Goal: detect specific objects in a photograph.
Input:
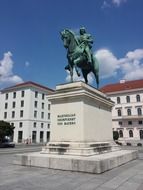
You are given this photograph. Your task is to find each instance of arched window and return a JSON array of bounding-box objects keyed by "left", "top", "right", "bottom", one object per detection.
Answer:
[
  {"left": 129, "top": 130, "right": 133, "bottom": 138},
  {"left": 137, "top": 108, "right": 142, "bottom": 116},
  {"left": 136, "top": 95, "right": 140, "bottom": 102},
  {"left": 140, "top": 130, "right": 143, "bottom": 139},
  {"left": 126, "top": 96, "right": 130, "bottom": 103},
  {"left": 117, "top": 109, "right": 122, "bottom": 116},
  {"left": 117, "top": 97, "right": 120, "bottom": 104},
  {"left": 127, "top": 108, "right": 132, "bottom": 116},
  {"left": 119, "top": 130, "right": 123, "bottom": 138}
]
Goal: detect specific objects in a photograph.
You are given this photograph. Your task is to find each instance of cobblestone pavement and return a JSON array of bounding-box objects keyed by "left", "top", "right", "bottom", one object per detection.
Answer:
[{"left": 0, "top": 153, "right": 143, "bottom": 190}]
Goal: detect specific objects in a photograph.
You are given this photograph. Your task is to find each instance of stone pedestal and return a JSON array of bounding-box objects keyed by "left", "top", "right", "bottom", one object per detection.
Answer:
[
  {"left": 49, "top": 82, "right": 113, "bottom": 142},
  {"left": 42, "top": 81, "right": 118, "bottom": 156},
  {"left": 14, "top": 82, "right": 138, "bottom": 173}
]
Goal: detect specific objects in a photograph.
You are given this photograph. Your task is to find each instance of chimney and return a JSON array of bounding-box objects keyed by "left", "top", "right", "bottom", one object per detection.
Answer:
[{"left": 120, "top": 79, "right": 126, "bottom": 84}]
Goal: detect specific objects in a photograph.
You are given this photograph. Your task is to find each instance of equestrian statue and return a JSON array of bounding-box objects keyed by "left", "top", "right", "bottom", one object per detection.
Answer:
[{"left": 60, "top": 27, "right": 99, "bottom": 88}]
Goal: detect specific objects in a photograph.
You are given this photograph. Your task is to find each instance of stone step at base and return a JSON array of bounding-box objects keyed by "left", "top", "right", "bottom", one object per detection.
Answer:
[
  {"left": 14, "top": 149, "right": 138, "bottom": 174},
  {"left": 41, "top": 141, "right": 120, "bottom": 156}
]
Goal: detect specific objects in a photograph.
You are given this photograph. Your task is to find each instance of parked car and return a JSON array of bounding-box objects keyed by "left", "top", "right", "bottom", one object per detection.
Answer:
[{"left": 0, "top": 138, "right": 15, "bottom": 148}]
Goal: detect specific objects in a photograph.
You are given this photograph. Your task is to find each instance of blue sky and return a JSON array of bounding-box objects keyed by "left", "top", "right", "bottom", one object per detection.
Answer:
[{"left": 0, "top": 0, "right": 143, "bottom": 89}]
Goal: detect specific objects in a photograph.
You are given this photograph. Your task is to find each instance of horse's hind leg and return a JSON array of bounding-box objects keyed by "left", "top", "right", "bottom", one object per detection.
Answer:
[
  {"left": 69, "top": 65, "right": 73, "bottom": 82},
  {"left": 96, "top": 74, "right": 99, "bottom": 89},
  {"left": 93, "top": 71, "right": 99, "bottom": 89},
  {"left": 82, "top": 69, "right": 88, "bottom": 84},
  {"left": 75, "top": 67, "right": 80, "bottom": 77},
  {"left": 92, "top": 57, "right": 99, "bottom": 88}
]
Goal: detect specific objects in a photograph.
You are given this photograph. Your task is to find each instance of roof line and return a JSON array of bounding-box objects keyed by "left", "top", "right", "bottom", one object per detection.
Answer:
[
  {"left": 100, "top": 79, "right": 143, "bottom": 93},
  {"left": 1, "top": 81, "right": 55, "bottom": 92}
]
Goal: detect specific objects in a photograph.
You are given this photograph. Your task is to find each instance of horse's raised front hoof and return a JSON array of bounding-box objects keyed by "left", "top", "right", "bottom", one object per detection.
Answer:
[{"left": 77, "top": 73, "right": 80, "bottom": 77}]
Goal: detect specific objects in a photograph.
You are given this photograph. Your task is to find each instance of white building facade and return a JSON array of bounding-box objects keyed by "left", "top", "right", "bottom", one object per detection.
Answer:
[
  {"left": 0, "top": 81, "right": 54, "bottom": 143},
  {"left": 100, "top": 79, "right": 143, "bottom": 141}
]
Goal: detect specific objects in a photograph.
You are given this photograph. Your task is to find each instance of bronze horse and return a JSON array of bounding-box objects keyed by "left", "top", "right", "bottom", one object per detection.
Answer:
[{"left": 60, "top": 29, "right": 99, "bottom": 88}]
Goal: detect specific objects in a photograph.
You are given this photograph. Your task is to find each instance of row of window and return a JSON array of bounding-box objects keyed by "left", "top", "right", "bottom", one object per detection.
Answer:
[
  {"left": 17, "top": 130, "right": 50, "bottom": 143},
  {"left": 117, "top": 107, "right": 142, "bottom": 116},
  {"left": 11, "top": 122, "right": 50, "bottom": 129},
  {"left": 119, "top": 120, "right": 143, "bottom": 126},
  {"left": 5, "top": 91, "right": 45, "bottom": 100},
  {"left": 5, "top": 91, "right": 25, "bottom": 100},
  {"left": 5, "top": 100, "right": 24, "bottom": 109},
  {"left": 4, "top": 110, "right": 24, "bottom": 118},
  {"left": 4, "top": 111, "right": 50, "bottom": 119},
  {"left": 118, "top": 129, "right": 143, "bottom": 139},
  {"left": 35, "top": 91, "right": 45, "bottom": 99},
  {"left": 116, "top": 94, "right": 141, "bottom": 104},
  {"left": 33, "top": 122, "right": 50, "bottom": 129},
  {"left": 34, "top": 111, "right": 50, "bottom": 119},
  {"left": 34, "top": 101, "right": 50, "bottom": 110},
  {"left": 4, "top": 101, "right": 50, "bottom": 110}
]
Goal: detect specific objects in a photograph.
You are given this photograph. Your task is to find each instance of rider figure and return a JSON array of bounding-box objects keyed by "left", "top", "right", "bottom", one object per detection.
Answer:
[{"left": 78, "top": 27, "right": 93, "bottom": 65}]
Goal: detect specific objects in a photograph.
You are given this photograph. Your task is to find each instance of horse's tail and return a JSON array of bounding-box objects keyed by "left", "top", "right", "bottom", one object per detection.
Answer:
[
  {"left": 92, "top": 55, "right": 99, "bottom": 88},
  {"left": 92, "top": 55, "right": 99, "bottom": 73}
]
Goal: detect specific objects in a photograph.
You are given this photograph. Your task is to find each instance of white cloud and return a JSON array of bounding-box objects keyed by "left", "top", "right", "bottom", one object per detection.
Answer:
[
  {"left": 119, "top": 49, "right": 143, "bottom": 80},
  {"left": 95, "top": 49, "right": 119, "bottom": 79},
  {"left": 65, "top": 68, "right": 94, "bottom": 84},
  {"left": 0, "top": 52, "right": 23, "bottom": 88},
  {"left": 123, "top": 68, "right": 143, "bottom": 81},
  {"left": 95, "top": 48, "right": 143, "bottom": 81},
  {"left": 102, "top": 0, "right": 127, "bottom": 8},
  {"left": 112, "top": 0, "right": 126, "bottom": 6},
  {"left": 126, "top": 49, "right": 143, "bottom": 61}
]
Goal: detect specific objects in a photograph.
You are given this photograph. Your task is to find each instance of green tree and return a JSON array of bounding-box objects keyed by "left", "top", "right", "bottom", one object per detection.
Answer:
[{"left": 0, "top": 120, "right": 15, "bottom": 142}]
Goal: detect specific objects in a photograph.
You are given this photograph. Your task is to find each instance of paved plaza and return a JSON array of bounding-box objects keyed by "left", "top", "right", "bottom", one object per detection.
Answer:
[{"left": 0, "top": 149, "right": 143, "bottom": 190}]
